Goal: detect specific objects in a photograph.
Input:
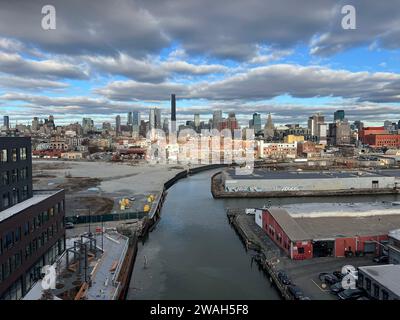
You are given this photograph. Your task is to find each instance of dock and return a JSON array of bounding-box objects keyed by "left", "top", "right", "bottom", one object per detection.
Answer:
[{"left": 227, "top": 208, "right": 293, "bottom": 300}]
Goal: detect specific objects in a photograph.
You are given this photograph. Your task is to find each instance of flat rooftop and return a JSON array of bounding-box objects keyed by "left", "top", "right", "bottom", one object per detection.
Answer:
[
  {"left": 225, "top": 168, "right": 390, "bottom": 180},
  {"left": 268, "top": 208, "right": 310, "bottom": 241},
  {"left": 0, "top": 190, "right": 63, "bottom": 223},
  {"left": 264, "top": 207, "right": 400, "bottom": 240},
  {"left": 282, "top": 201, "right": 400, "bottom": 218},
  {"left": 295, "top": 214, "right": 400, "bottom": 239},
  {"left": 358, "top": 264, "right": 400, "bottom": 296}
]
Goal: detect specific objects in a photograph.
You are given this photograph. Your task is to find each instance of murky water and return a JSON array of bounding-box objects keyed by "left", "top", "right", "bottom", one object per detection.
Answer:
[{"left": 128, "top": 169, "right": 400, "bottom": 300}]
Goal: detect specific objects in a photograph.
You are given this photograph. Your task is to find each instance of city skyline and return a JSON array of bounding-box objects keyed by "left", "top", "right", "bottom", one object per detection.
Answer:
[{"left": 0, "top": 1, "right": 400, "bottom": 126}]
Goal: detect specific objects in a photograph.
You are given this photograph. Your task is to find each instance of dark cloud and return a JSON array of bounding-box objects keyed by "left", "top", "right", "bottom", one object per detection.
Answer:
[
  {"left": 2, "top": 0, "right": 399, "bottom": 60},
  {"left": 96, "top": 64, "right": 400, "bottom": 103},
  {"left": 0, "top": 52, "right": 88, "bottom": 79}
]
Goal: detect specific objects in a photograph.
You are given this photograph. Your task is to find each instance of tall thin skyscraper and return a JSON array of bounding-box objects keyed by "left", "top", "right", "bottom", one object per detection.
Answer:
[
  {"left": 171, "top": 94, "right": 176, "bottom": 133},
  {"left": 212, "top": 110, "right": 222, "bottom": 129},
  {"left": 3, "top": 116, "right": 9, "bottom": 130},
  {"left": 115, "top": 115, "right": 121, "bottom": 136},
  {"left": 127, "top": 112, "right": 133, "bottom": 125},
  {"left": 252, "top": 113, "right": 262, "bottom": 133},
  {"left": 194, "top": 113, "right": 200, "bottom": 128}
]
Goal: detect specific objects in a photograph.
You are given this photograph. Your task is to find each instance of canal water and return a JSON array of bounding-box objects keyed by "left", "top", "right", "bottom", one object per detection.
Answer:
[{"left": 128, "top": 169, "right": 400, "bottom": 300}]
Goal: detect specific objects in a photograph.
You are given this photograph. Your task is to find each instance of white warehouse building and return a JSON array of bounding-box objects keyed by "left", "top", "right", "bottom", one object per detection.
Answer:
[{"left": 222, "top": 169, "right": 400, "bottom": 193}]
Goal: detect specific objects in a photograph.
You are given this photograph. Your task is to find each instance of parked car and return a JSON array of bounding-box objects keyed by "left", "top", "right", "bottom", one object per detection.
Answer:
[
  {"left": 287, "top": 285, "right": 304, "bottom": 300},
  {"left": 330, "top": 282, "right": 344, "bottom": 294},
  {"left": 338, "top": 288, "right": 366, "bottom": 300},
  {"left": 373, "top": 255, "right": 389, "bottom": 264},
  {"left": 333, "top": 271, "right": 344, "bottom": 280},
  {"left": 319, "top": 272, "right": 340, "bottom": 285},
  {"left": 277, "top": 271, "right": 291, "bottom": 285},
  {"left": 65, "top": 222, "right": 75, "bottom": 229}
]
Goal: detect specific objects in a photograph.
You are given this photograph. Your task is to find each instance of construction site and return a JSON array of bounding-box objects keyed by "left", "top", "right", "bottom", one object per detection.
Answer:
[{"left": 24, "top": 230, "right": 137, "bottom": 300}]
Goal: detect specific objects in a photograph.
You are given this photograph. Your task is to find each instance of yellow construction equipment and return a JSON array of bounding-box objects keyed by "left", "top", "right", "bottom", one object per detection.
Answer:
[{"left": 143, "top": 204, "right": 150, "bottom": 212}]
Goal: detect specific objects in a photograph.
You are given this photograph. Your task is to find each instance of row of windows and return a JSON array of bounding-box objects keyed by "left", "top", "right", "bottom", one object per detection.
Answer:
[
  {"left": 0, "top": 147, "right": 27, "bottom": 163},
  {"left": 1, "top": 239, "right": 65, "bottom": 300},
  {"left": 1, "top": 185, "right": 30, "bottom": 209},
  {"left": 1, "top": 167, "right": 29, "bottom": 186},
  {"left": 358, "top": 274, "right": 390, "bottom": 300},
  {"left": 0, "top": 222, "right": 62, "bottom": 285},
  {"left": 0, "top": 200, "right": 64, "bottom": 255}
]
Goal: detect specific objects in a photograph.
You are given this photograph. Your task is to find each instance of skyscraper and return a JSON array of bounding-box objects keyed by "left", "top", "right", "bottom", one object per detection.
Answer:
[
  {"left": 194, "top": 113, "right": 200, "bottom": 129},
  {"left": 149, "top": 107, "right": 162, "bottom": 130},
  {"left": 31, "top": 117, "right": 39, "bottom": 131},
  {"left": 132, "top": 111, "right": 140, "bottom": 126},
  {"left": 127, "top": 112, "right": 133, "bottom": 126},
  {"left": 171, "top": 94, "right": 176, "bottom": 133},
  {"left": 308, "top": 113, "right": 325, "bottom": 136},
  {"left": 264, "top": 113, "right": 274, "bottom": 138},
  {"left": 334, "top": 110, "right": 345, "bottom": 122},
  {"left": 252, "top": 113, "right": 262, "bottom": 133},
  {"left": 115, "top": 115, "right": 121, "bottom": 135},
  {"left": 155, "top": 108, "right": 162, "bottom": 129},
  {"left": 3, "top": 116, "right": 9, "bottom": 130},
  {"left": 213, "top": 110, "right": 222, "bottom": 129}
]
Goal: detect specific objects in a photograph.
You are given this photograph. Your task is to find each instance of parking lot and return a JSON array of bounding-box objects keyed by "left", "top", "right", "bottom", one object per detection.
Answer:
[{"left": 277, "top": 255, "right": 380, "bottom": 300}]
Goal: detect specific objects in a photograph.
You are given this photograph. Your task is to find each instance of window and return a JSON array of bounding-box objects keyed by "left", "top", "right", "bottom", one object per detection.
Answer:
[
  {"left": 373, "top": 284, "right": 380, "bottom": 299},
  {"left": 5, "top": 232, "right": 14, "bottom": 249},
  {"left": 2, "top": 171, "right": 9, "bottom": 185},
  {"left": 366, "top": 278, "right": 371, "bottom": 292},
  {"left": 24, "top": 222, "right": 30, "bottom": 236},
  {"left": 298, "top": 247, "right": 305, "bottom": 254},
  {"left": 12, "top": 188, "right": 19, "bottom": 205},
  {"left": 22, "top": 185, "right": 29, "bottom": 200},
  {"left": 382, "top": 290, "right": 389, "bottom": 300},
  {"left": 19, "top": 167, "right": 28, "bottom": 180},
  {"left": 12, "top": 148, "right": 17, "bottom": 162},
  {"left": 0, "top": 149, "right": 7, "bottom": 163},
  {"left": 11, "top": 169, "right": 18, "bottom": 183},
  {"left": 20, "top": 147, "right": 27, "bottom": 160},
  {"left": 15, "top": 227, "right": 21, "bottom": 242},
  {"left": 2, "top": 192, "right": 10, "bottom": 208}
]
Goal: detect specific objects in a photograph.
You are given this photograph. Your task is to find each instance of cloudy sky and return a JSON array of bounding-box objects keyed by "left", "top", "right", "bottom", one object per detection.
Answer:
[{"left": 1, "top": 0, "right": 400, "bottom": 126}]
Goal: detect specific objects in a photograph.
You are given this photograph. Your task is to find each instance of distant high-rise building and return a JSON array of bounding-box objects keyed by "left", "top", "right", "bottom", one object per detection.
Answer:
[
  {"left": 31, "top": 117, "right": 39, "bottom": 131},
  {"left": 127, "top": 112, "right": 133, "bottom": 126},
  {"left": 329, "top": 120, "right": 351, "bottom": 145},
  {"left": 163, "top": 118, "right": 169, "bottom": 133},
  {"left": 308, "top": 113, "right": 325, "bottom": 136},
  {"left": 194, "top": 113, "right": 200, "bottom": 129},
  {"left": 171, "top": 94, "right": 176, "bottom": 133},
  {"left": 3, "top": 116, "right": 9, "bottom": 130},
  {"left": 252, "top": 113, "right": 262, "bottom": 133},
  {"left": 132, "top": 111, "right": 140, "bottom": 126},
  {"left": 264, "top": 113, "right": 274, "bottom": 138},
  {"left": 115, "top": 115, "right": 121, "bottom": 135},
  {"left": 149, "top": 108, "right": 155, "bottom": 130},
  {"left": 149, "top": 107, "right": 162, "bottom": 130},
  {"left": 213, "top": 110, "right": 222, "bottom": 129},
  {"left": 82, "top": 118, "right": 94, "bottom": 133},
  {"left": 334, "top": 110, "right": 345, "bottom": 122},
  {"left": 226, "top": 112, "right": 239, "bottom": 133}
]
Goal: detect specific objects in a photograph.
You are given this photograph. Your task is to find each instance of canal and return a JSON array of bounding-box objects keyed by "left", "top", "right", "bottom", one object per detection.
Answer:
[
  {"left": 128, "top": 169, "right": 280, "bottom": 300},
  {"left": 128, "top": 169, "right": 400, "bottom": 300}
]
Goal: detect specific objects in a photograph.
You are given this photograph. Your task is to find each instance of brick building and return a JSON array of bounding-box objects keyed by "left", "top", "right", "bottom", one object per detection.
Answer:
[{"left": 0, "top": 137, "right": 65, "bottom": 300}]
